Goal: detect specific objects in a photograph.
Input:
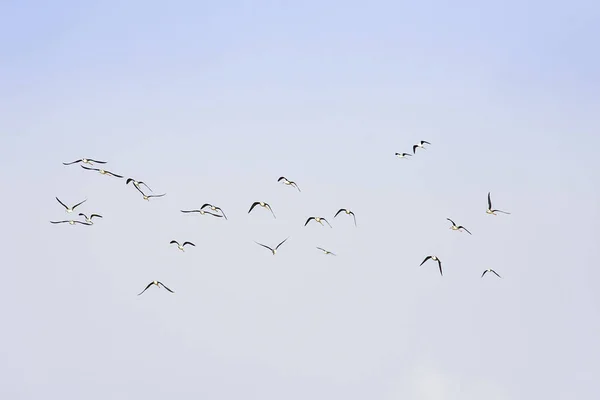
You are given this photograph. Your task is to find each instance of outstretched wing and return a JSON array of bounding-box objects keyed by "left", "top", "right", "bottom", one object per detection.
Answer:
[
  {"left": 334, "top": 209, "right": 344, "bottom": 218},
  {"left": 80, "top": 165, "right": 97, "bottom": 171},
  {"left": 63, "top": 159, "right": 82, "bottom": 165},
  {"left": 106, "top": 170, "right": 123, "bottom": 178},
  {"left": 50, "top": 220, "right": 68, "bottom": 224},
  {"left": 216, "top": 208, "right": 227, "bottom": 220},
  {"left": 138, "top": 181, "right": 153, "bottom": 192},
  {"left": 126, "top": 178, "right": 134, "bottom": 185},
  {"left": 248, "top": 202, "right": 260, "bottom": 213},
  {"left": 90, "top": 214, "right": 103, "bottom": 219},
  {"left": 437, "top": 259, "right": 443, "bottom": 276},
  {"left": 254, "top": 242, "right": 274, "bottom": 252},
  {"left": 492, "top": 270, "right": 502, "bottom": 278},
  {"left": 137, "top": 282, "right": 154, "bottom": 296},
  {"left": 148, "top": 193, "right": 166, "bottom": 198},
  {"left": 158, "top": 282, "right": 174, "bottom": 293},
  {"left": 277, "top": 176, "right": 286, "bottom": 182},
  {"left": 87, "top": 159, "right": 107, "bottom": 164},
  {"left": 55, "top": 197, "right": 69, "bottom": 210},
  {"left": 170, "top": 240, "right": 180, "bottom": 246},
  {"left": 304, "top": 217, "right": 315, "bottom": 226},
  {"left": 291, "top": 181, "right": 301, "bottom": 192},
  {"left": 412, "top": 144, "right": 418, "bottom": 154},
  {"left": 422, "top": 140, "right": 431, "bottom": 145},
  {"left": 182, "top": 241, "right": 195, "bottom": 247},
  {"left": 350, "top": 212, "right": 357, "bottom": 227},
  {"left": 420, "top": 256, "right": 432, "bottom": 266},
  {"left": 275, "top": 237, "right": 289, "bottom": 250},
  {"left": 446, "top": 218, "right": 456, "bottom": 226},
  {"left": 481, "top": 270, "right": 488, "bottom": 278},
  {"left": 492, "top": 209, "right": 511, "bottom": 215},
  {"left": 487, "top": 192, "right": 492, "bottom": 209},
  {"left": 200, "top": 203, "right": 212, "bottom": 210},
  {"left": 458, "top": 226, "right": 472, "bottom": 235},
  {"left": 71, "top": 199, "right": 87, "bottom": 210},
  {"left": 323, "top": 218, "right": 332, "bottom": 228},
  {"left": 181, "top": 209, "right": 201, "bottom": 213},
  {"left": 265, "top": 203, "right": 276, "bottom": 218}
]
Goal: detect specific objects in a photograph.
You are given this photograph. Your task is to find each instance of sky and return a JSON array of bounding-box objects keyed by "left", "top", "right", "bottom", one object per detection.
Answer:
[{"left": 1, "top": 1, "right": 599, "bottom": 399}]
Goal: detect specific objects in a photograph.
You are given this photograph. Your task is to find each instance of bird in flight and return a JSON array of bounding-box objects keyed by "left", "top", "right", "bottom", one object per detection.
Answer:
[
  {"left": 412, "top": 140, "right": 431, "bottom": 154},
  {"left": 316, "top": 247, "right": 336, "bottom": 256},
  {"left": 486, "top": 192, "right": 511, "bottom": 215},
  {"left": 420, "top": 255, "right": 443, "bottom": 276},
  {"left": 50, "top": 220, "right": 91, "bottom": 226},
  {"left": 170, "top": 240, "right": 195, "bottom": 251},
  {"left": 78, "top": 213, "right": 103, "bottom": 224},
  {"left": 248, "top": 201, "right": 276, "bottom": 218},
  {"left": 334, "top": 208, "right": 357, "bottom": 227},
  {"left": 254, "top": 237, "right": 289, "bottom": 255},
  {"left": 63, "top": 158, "right": 106, "bottom": 166},
  {"left": 56, "top": 197, "right": 87, "bottom": 213},
  {"left": 137, "top": 280, "right": 174, "bottom": 296},
  {"left": 200, "top": 204, "right": 227, "bottom": 219},
  {"left": 133, "top": 185, "right": 165, "bottom": 201},
  {"left": 277, "top": 176, "right": 301, "bottom": 192},
  {"left": 180, "top": 209, "right": 222, "bottom": 217},
  {"left": 305, "top": 216, "right": 332, "bottom": 228},
  {"left": 126, "top": 178, "right": 153, "bottom": 193},
  {"left": 446, "top": 218, "right": 472, "bottom": 235},
  {"left": 395, "top": 152, "right": 413, "bottom": 159},
  {"left": 481, "top": 269, "right": 502, "bottom": 278},
  {"left": 80, "top": 165, "right": 123, "bottom": 178}
]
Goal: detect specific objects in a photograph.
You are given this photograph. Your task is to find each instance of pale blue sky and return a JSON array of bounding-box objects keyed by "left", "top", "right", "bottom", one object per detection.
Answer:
[{"left": 1, "top": 1, "right": 599, "bottom": 399}]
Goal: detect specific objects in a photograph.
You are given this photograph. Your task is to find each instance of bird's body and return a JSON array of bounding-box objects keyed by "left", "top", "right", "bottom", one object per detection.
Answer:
[
  {"left": 446, "top": 218, "right": 472, "bottom": 234},
  {"left": 200, "top": 204, "right": 227, "bottom": 219},
  {"left": 412, "top": 140, "right": 431, "bottom": 154},
  {"left": 334, "top": 208, "right": 357, "bottom": 226},
  {"left": 316, "top": 247, "right": 336, "bottom": 256},
  {"left": 50, "top": 220, "right": 91, "bottom": 226},
  {"left": 395, "top": 152, "right": 412, "bottom": 158},
  {"left": 137, "top": 280, "right": 174, "bottom": 296},
  {"left": 486, "top": 192, "right": 511, "bottom": 215},
  {"left": 248, "top": 201, "right": 276, "bottom": 218},
  {"left": 126, "top": 178, "right": 153, "bottom": 192},
  {"left": 170, "top": 240, "right": 195, "bottom": 251},
  {"left": 277, "top": 176, "right": 301, "bottom": 192},
  {"left": 420, "top": 255, "right": 443, "bottom": 276},
  {"left": 78, "top": 213, "right": 102, "bottom": 224},
  {"left": 63, "top": 158, "right": 106, "bottom": 166},
  {"left": 305, "top": 216, "right": 332, "bottom": 227},
  {"left": 80, "top": 165, "right": 123, "bottom": 178},
  {"left": 255, "top": 237, "right": 289, "bottom": 255},
  {"left": 56, "top": 197, "right": 86, "bottom": 213},
  {"left": 482, "top": 269, "right": 502, "bottom": 278}
]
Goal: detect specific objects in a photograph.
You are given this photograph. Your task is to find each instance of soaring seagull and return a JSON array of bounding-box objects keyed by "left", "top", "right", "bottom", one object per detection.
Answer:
[
  {"left": 78, "top": 213, "right": 103, "bottom": 224},
  {"left": 481, "top": 269, "right": 502, "bottom": 278},
  {"left": 63, "top": 158, "right": 106, "bottom": 166},
  {"left": 200, "top": 204, "right": 227, "bottom": 219},
  {"left": 277, "top": 176, "right": 301, "bottom": 192},
  {"left": 56, "top": 197, "right": 87, "bottom": 213},
  {"left": 248, "top": 201, "right": 276, "bottom": 218},
  {"left": 305, "top": 216, "right": 332, "bottom": 228},
  {"left": 133, "top": 185, "right": 165, "bottom": 201},
  {"left": 180, "top": 209, "right": 223, "bottom": 217},
  {"left": 334, "top": 208, "right": 357, "bottom": 226},
  {"left": 254, "top": 237, "right": 289, "bottom": 255},
  {"left": 137, "top": 280, "right": 174, "bottom": 296},
  {"left": 412, "top": 140, "right": 431, "bottom": 154},
  {"left": 50, "top": 220, "right": 91, "bottom": 226},
  {"left": 316, "top": 247, "right": 336, "bottom": 256},
  {"left": 486, "top": 192, "right": 511, "bottom": 215},
  {"left": 80, "top": 165, "right": 123, "bottom": 178},
  {"left": 170, "top": 240, "right": 195, "bottom": 251},
  {"left": 420, "top": 255, "right": 443, "bottom": 276},
  {"left": 126, "top": 178, "right": 153, "bottom": 193},
  {"left": 395, "top": 152, "right": 413, "bottom": 159},
  {"left": 446, "top": 218, "right": 472, "bottom": 234}
]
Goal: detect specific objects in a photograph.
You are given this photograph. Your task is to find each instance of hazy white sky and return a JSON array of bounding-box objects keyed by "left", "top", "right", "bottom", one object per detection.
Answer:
[{"left": 1, "top": 1, "right": 599, "bottom": 399}]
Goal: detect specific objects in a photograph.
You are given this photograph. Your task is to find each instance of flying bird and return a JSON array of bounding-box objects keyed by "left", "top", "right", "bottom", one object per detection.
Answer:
[
  {"left": 56, "top": 197, "right": 87, "bottom": 213},
  {"left": 334, "top": 208, "right": 357, "bottom": 226},
  {"left": 305, "top": 216, "right": 332, "bottom": 228},
  {"left": 481, "top": 269, "right": 502, "bottom": 278},
  {"left": 316, "top": 247, "right": 336, "bottom": 256},
  {"left": 80, "top": 165, "right": 123, "bottom": 178},
  {"left": 132, "top": 185, "right": 165, "bottom": 201},
  {"left": 126, "top": 178, "right": 153, "bottom": 193},
  {"left": 420, "top": 255, "right": 443, "bottom": 276},
  {"left": 254, "top": 237, "right": 289, "bottom": 255},
  {"left": 50, "top": 220, "right": 91, "bottom": 226},
  {"left": 200, "top": 204, "right": 227, "bottom": 219},
  {"left": 277, "top": 176, "right": 301, "bottom": 192},
  {"left": 78, "top": 213, "right": 103, "bottom": 224},
  {"left": 180, "top": 209, "right": 223, "bottom": 217},
  {"left": 395, "top": 152, "right": 413, "bottom": 158},
  {"left": 137, "top": 280, "right": 174, "bottom": 296},
  {"left": 62, "top": 158, "right": 106, "bottom": 166},
  {"left": 412, "top": 140, "right": 431, "bottom": 154},
  {"left": 248, "top": 201, "right": 276, "bottom": 218},
  {"left": 170, "top": 240, "right": 195, "bottom": 251},
  {"left": 486, "top": 192, "right": 511, "bottom": 215},
  {"left": 446, "top": 218, "right": 472, "bottom": 234}
]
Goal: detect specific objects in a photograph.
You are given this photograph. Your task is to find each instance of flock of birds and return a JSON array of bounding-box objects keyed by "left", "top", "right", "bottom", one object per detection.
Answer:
[{"left": 51, "top": 141, "right": 511, "bottom": 296}]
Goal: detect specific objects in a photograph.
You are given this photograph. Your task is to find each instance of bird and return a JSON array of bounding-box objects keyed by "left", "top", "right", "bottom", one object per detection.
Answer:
[
  {"left": 486, "top": 192, "right": 511, "bottom": 215},
  {"left": 180, "top": 209, "right": 223, "bottom": 217},
  {"left": 333, "top": 208, "right": 357, "bottom": 226},
  {"left": 137, "top": 280, "right": 174, "bottom": 296},
  {"left": 395, "top": 152, "right": 413, "bottom": 158},
  {"left": 200, "top": 204, "right": 227, "bottom": 219},
  {"left": 50, "top": 220, "right": 91, "bottom": 226},
  {"left": 78, "top": 213, "right": 103, "bottom": 224},
  {"left": 80, "top": 165, "right": 123, "bottom": 178},
  {"left": 277, "top": 176, "right": 301, "bottom": 192},
  {"left": 481, "top": 269, "right": 502, "bottom": 278},
  {"left": 305, "top": 216, "right": 332, "bottom": 228},
  {"left": 56, "top": 197, "right": 87, "bottom": 213},
  {"left": 420, "top": 255, "right": 443, "bottom": 276},
  {"left": 170, "top": 240, "right": 195, "bottom": 251},
  {"left": 248, "top": 201, "right": 276, "bottom": 218},
  {"left": 62, "top": 158, "right": 107, "bottom": 166},
  {"left": 254, "top": 237, "right": 289, "bottom": 255},
  {"left": 446, "top": 218, "right": 472, "bottom": 234},
  {"left": 316, "top": 247, "right": 336, "bottom": 256},
  {"left": 126, "top": 178, "right": 153, "bottom": 193},
  {"left": 412, "top": 140, "right": 431, "bottom": 154}
]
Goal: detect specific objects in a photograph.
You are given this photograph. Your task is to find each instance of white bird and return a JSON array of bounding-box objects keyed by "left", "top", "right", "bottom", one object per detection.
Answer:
[
  {"left": 170, "top": 240, "right": 195, "bottom": 251},
  {"left": 248, "top": 201, "right": 276, "bottom": 218},
  {"left": 395, "top": 152, "right": 413, "bottom": 159},
  {"left": 305, "top": 216, "right": 332, "bottom": 228},
  {"left": 200, "top": 203, "right": 227, "bottom": 219},
  {"left": 481, "top": 269, "right": 502, "bottom": 278},
  {"left": 63, "top": 158, "right": 106, "bottom": 166},
  {"left": 334, "top": 208, "right": 357, "bottom": 227},
  {"left": 412, "top": 140, "right": 431, "bottom": 154},
  {"left": 56, "top": 197, "right": 87, "bottom": 213},
  {"left": 277, "top": 176, "right": 301, "bottom": 192},
  {"left": 446, "top": 218, "right": 472, "bottom": 234},
  {"left": 420, "top": 255, "right": 443, "bottom": 276},
  {"left": 486, "top": 192, "right": 511, "bottom": 215},
  {"left": 181, "top": 209, "right": 222, "bottom": 217},
  {"left": 254, "top": 237, "right": 289, "bottom": 255},
  {"left": 78, "top": 213, "right": 103, "bottom": 224},
  {"left": 50, "top": 220, "right": 91, "bottom": 226},
  {"left": 80, "top": 165, "right": 123, "bottom": 178},
  {"left": 137, "top": 280, "right": 174, "bottom": 296},
  {"left": 316, "top": 247, "right": 336, "bottom": 256}
]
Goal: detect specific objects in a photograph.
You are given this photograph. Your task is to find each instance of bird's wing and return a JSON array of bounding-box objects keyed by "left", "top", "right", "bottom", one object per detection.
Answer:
[
  {"left": 56, "top": 197, "right": 68, "bottom": 209},
  {"left": 316, "top": 247, "right": 327, "bottom": 252},
  {"left": 437, "top": 260, "right": 443, "bottom": 276},
  {"left": 63, "top": 159, "right": 82, "bottom": 165},
  {"left": 265, "top": 203, "right": 276, "bottom": 218},
  {"left": 148, "top": 193, "right": 166, "bottom": 198},
  {"left": 291, "top": 182, "right": 301, "bottom": 192},
  {"left": 255, "top": 242, "right": 274, "bottom": 252},
  {"left": 87, "top": 159, "right": 107, "bottom": 164},
  {"left": 200, "top": 204, "right": 212, "bottom": 209},
  {"left": 351, "top": 212, "right": 357, "bottom": 226},
  {"left": 334, "top": 209, "right": 344, "bottom": 218},
  {"left": 458, "top": 226, "right": 472, "bottom": 235},
  {"left": 50, "top": 220, "right": 68, "bottom": 224},
  {"left": 138, "top": 181, "right": 153, "bottom": 192},
  {"left": 170, "top": 240, "right": 179, "bottom": 245},
  {"left": 446, "top": 218, "right": 456, "bottom": 226},
  {"left": 422, "top": 141, "right": 431, "bottom": 145},
  {"left": 305, "top": 217, "right": 315, "bottom": 226},
  {"left": 137, "top": 282, "right": 154, "bottom": 296},
  {"left": 205, "top": 211, "right": 223, "bottom": 217},
  {"left": 277, "top": 176, "right": 286, "bottom": 182},
  {"left": 492, "top": 270, "right": 502, "bottom": 278},
  {"left": 248, "top": 202, "right": 260, "bottom": 213},
  {"left": 126, "top": 178, "right": 134, "bottom": 185},
  {"left": 412, "top": 144, "right": 418, "bottom": 154},
  {"left": 275, "top": 237, "right": 289, "bottom": 250},
  {"left": 420, "top": 256, "right": 432, "bottom": 266},
  {"left": 323, "top": 218, "right": 332, "bottom": 228},
  {"left": 90, "top": 214, "right": 103, "bottom": 219},
  {"left": 492, "top": 209, "right": 511, "bottom": 214},
  {"left": 133, "top": 184, "right": 147, "bottom": 196},
  {"left": 72, "top": 199, "right": 87, "bottom": 209},
  {"left": 181, "top": 209, "right": 201, "bottom": 213},
  {"left": 182, "top": 242, "right": 195, "bottom": 247},
  {"left": 487, "top": 192, "right": 492, "bottom": 209},
  {"left": 158, "top": 282, "right": 174, "bottom": 293},
  {"left": 80, "top": 165, "right": 97, "bottom": 171},
  {"left": 216, "top": 208, "right": 227, "bottom": 219},
  {"left": 78, "top": 213, "right": 87, "bottom": 219},
  {"left": 74, "top": 221, "right": 92, "bottom": 225},
  {"left": 481, "top": 270, "right": 488, "bottom": 278},
  {"left": 107, "top": 170, "right": 123, "bottom": 178}
]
